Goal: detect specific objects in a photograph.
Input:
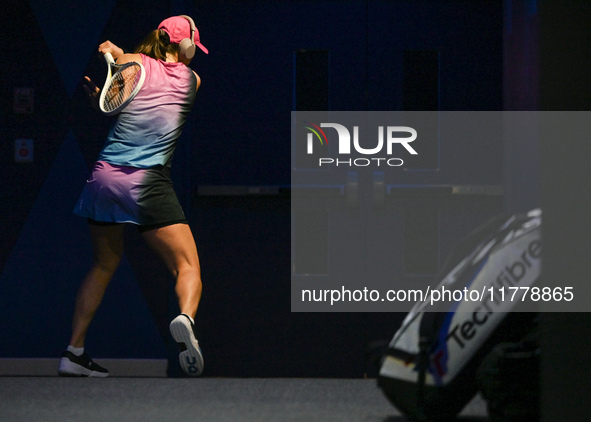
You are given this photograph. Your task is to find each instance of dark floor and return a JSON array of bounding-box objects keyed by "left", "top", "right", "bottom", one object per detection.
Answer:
[{"left": 0, "top": 377, "right": 489, "bottom": 422}]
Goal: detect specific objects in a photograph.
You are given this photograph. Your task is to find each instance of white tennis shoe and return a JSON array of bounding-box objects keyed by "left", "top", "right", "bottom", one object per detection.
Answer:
[
  {"left": 170, "top": 314, "right": 204, "bottom": 376},
  {"left": 58, "top": 351, "right": 109, "bottom": 377}
]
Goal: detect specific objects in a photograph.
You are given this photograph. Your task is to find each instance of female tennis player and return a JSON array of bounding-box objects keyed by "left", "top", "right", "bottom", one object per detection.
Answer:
[{"left": 58, "top": 16, "right": 208, "bottom": 377}]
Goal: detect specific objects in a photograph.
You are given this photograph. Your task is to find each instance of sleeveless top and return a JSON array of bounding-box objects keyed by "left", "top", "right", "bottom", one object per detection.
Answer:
[{"left": 97, "top": 54, "right": 197, "bottom": 168}]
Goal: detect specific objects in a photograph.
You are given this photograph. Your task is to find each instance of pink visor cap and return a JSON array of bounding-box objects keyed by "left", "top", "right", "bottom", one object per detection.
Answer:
[{"left": 158, "top": 16, "right": 208, "bottom": 54}]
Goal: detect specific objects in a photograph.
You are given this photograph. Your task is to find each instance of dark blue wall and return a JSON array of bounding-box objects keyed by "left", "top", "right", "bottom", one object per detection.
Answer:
[{"left": 0, "top": 0, "right": 503, "bottom": 377}]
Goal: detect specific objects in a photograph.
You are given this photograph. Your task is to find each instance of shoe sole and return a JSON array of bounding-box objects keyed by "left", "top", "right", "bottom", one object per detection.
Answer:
[
  {"left": 57, "top": 357, "right": 109, "bottom": 378},
  {"left": 170, "top": 316, "right": 204, "bottom": 376}
]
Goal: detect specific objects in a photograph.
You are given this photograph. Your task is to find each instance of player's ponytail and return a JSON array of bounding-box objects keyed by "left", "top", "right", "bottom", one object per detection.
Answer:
[{"left": 134, "top": 29, "right": 179, "bottom": 61}]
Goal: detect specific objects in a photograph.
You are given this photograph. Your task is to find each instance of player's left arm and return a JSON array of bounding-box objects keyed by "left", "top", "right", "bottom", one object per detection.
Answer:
[{"left": 82, "top": 76, "right": 100, "bottom": 110}]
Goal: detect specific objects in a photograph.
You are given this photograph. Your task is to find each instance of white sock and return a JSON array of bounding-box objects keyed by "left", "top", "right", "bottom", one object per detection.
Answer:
[
  {"left": 182, "top": 313, "right": 195, "bottom": 325},
  {"left": 67, "top": 345, "right": 84, "bottom": 356}
]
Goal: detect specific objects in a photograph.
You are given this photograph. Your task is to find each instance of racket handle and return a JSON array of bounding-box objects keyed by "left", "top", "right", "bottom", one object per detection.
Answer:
[{"left": 103, "top": 52, "right": 115, "bottom": 64}]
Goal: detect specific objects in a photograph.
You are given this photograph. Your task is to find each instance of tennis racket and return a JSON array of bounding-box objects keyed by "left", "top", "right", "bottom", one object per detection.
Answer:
[{"left": 99, "top": 52, "right": 146, "bottom": 116}]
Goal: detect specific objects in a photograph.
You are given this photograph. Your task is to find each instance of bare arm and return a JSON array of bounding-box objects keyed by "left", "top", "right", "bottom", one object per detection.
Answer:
[
  {"left": 82, "top": 76, "right": 100, "bottom": 110},
  {"left": 98, "top": 40, "right": 142, "bottom": 64},
  {"left": 193, "top": 71, "right": 201, "bottom": 92}
]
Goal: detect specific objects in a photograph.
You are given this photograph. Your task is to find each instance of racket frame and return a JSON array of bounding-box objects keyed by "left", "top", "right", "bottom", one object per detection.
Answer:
[{"left": 99, "top": 52, "right": 146, "bottom": 116}]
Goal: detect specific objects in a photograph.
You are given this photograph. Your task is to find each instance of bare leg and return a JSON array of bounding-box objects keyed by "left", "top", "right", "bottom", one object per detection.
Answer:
[
  {"left": 141, "top": 223, "right": 202, "bottom": 318},
  {"left": 69, "top": 224, "right": 125, "bottom": 348},
  {"left": 142, "top": 223, "right": 204, "bottom": 376}
]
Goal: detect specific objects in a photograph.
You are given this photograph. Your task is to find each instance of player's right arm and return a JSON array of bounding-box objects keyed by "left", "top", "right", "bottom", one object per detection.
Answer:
[
  {"left": 98, "top": 41, "right": 142, "bottom": 65},
  {"left": 193, "top": 71, "right": 201, "bottom": 92}
]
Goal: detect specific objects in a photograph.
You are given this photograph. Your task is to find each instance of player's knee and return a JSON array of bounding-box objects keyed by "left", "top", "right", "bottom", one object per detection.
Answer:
[{"left": 175, "top": 263, "right": 200, "bottom": 279}]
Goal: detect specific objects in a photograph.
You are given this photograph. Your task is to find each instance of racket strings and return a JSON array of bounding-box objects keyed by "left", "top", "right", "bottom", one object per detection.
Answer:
[{"left": 103, "top": 64, "right": 143, "bottom": 112}]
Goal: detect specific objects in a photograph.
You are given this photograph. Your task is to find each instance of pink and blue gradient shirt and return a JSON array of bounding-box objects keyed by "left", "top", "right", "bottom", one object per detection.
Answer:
[{"left": 97, "top": 54, "right": 197, "bottom": 168}]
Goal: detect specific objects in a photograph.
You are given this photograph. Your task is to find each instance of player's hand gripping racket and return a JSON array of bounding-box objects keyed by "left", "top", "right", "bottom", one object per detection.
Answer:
[{"left": 99, "top": 52, "right": 146, "bottom": 116}]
